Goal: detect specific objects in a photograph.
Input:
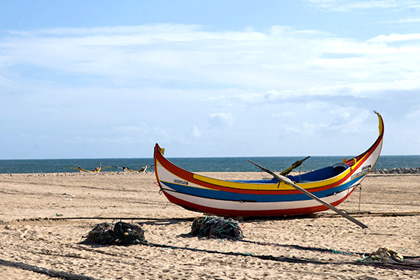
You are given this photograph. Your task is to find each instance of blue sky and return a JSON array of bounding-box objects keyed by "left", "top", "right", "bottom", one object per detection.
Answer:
[{"left": 1, "top": 0, "right": 420, "bottom": 159}]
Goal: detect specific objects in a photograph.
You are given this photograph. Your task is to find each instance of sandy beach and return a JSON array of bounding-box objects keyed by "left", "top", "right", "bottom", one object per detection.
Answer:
[{"left": 1, "top": 171, "right": 420, "bottom": 279}]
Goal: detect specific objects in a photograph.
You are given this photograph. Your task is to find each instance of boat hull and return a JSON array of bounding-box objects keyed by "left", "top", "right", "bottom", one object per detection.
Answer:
[{"left": 154, "top": 112, "right": 384, "bottom": 218}]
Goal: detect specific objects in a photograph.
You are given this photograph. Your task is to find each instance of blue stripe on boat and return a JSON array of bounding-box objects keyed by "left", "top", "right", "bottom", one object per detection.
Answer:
[{"left": 160, "top": 177, "right": 361, "bottom": 202}]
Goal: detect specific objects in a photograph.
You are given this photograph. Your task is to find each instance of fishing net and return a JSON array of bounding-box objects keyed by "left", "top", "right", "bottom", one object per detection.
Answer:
[
  {"left": 363, "top": 247, "right": 404, "bottom": 263},
  {"left": 84, "top": 222, "right": 114, "bottom": 245},
  {"left": 83, "top": 221, "right": 147, "bottom": 245},
  {"left": 190, "top": 216, "right": 244, "bottom": 240},
  {"left": 113, "top": 221, "right": 147, "bottom": 245}
]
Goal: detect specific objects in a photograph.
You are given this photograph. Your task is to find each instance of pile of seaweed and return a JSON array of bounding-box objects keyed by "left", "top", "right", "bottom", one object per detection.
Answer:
[
  {"left": 83, "top": 221, "right": 147, "bottom": 245},
  {"left": 190, "top": 216, "right": 244, "bottom": 240}
]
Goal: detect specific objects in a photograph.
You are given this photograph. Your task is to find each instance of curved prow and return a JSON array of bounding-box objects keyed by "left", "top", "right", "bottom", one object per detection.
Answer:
[
  {"left": 345, "top": 111, "right": 384, "bottom": 167},
  {"left": 375, "top": 110, "right": 384, "bottom": 136}
]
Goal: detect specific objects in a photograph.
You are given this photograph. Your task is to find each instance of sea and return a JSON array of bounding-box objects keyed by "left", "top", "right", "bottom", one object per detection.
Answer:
[{"left": 0, "top": 155, "right": 419, "bottom": 174}]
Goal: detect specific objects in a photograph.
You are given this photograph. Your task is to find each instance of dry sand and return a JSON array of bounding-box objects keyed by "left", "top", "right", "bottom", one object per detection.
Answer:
[{"left": 0, "top": 171, "right": 420, "bottom": 279}]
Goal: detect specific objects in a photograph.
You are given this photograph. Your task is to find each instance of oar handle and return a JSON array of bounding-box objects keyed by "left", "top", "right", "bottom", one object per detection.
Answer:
[{"left": 248, "top": 160, "right": 368, "bottom": 229}]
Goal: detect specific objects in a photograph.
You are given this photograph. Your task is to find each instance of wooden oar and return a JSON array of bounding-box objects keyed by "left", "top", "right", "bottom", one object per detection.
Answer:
[
  {"left": 280, "top": 156, "right": 310, "bottom": 175},
  {"left": 248, "top": 160, "right": 368, "bottom": 229}
]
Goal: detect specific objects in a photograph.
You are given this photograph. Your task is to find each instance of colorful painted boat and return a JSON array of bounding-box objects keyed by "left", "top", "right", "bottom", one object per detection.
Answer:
[{"left": 154, "top": 112, "right": 384, "bottom": 218}]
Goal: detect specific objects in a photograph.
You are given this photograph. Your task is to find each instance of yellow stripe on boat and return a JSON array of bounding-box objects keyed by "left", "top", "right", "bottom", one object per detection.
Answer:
[
  {"left": 193, "top": 167, "right": 351, "bottom": 191},
  {"left": 193, "top": 173, "right": 292, "bottom": 190}
]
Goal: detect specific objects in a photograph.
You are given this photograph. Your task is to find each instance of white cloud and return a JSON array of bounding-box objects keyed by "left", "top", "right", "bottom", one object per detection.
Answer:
[
  {"left": 209, "top": 113, "right": 234, "bottom": 128},
  {"left": 382, "top": 17, "right": 420, "bottom": 24},
  {"left": 272, "top": 111, "right": 296, "bottom": 118},
  {"left": 304, "top": 0, "right": 420, "bottom": 12},
  {"left": 191, "top": 125, "right": 203, "bottom": 138},
  {"left": 2, "top": 24, "right": 420, "bottom": 97},
  {"left": 1, "top": 23, "right": 420, "bottom": 157},
  {"left": 369, "top": 33, "right": 420, "bottom": 43}
]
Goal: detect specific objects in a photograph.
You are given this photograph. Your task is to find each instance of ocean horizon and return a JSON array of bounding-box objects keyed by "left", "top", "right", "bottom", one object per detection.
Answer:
[{"left": 0, "top": 155, "right": 419, "bottom": 174}]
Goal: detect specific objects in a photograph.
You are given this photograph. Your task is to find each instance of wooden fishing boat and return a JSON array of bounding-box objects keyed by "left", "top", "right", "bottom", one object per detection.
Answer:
[{"left": 154, "top": 112, "right": 384, "bottom": 218}]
